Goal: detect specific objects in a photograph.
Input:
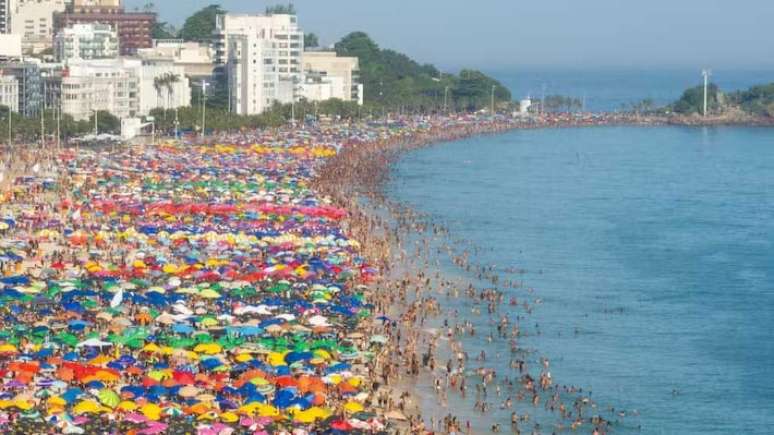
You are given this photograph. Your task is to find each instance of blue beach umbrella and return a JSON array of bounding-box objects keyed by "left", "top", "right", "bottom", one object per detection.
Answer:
[{"left": 172, "top": 324, "right": 194, "bottom": 335}]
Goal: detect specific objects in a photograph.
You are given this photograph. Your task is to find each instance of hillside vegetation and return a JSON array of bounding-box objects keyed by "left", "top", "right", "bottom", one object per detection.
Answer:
[{"left": 672, "top": 82, "right": 774, "bottom": 117}]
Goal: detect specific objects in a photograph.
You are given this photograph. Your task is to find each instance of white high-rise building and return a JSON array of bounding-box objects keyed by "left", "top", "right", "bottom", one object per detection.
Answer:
[
  {"left": 54, "top": 23, "right": 119, "bottom": 61},
  {"left": 11, "top": 0, "right": 66, "bottom": 53},
  {"left": 0, "top": 0, "right": 11, "bottom": 34},
  {"left": 60, "top": 58, "right": 190, "bottom": 121},
  {"left": 61, "top": 58, "right": 140, "bottom": 120},
  {"left": 216, "top": 12, "right": 303, "bottom": 114},
  {"left": 226, "top": 33, "right": 277, "bottom": 115}
]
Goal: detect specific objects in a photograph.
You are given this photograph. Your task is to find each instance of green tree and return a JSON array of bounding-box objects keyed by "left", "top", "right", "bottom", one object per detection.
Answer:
[
  {"left": 454, "top": 70, "right": 511, "bottom": 111},
  {"left": 728, "top": 83, "right": 774, "bottom": 116},
  {"left": 304, "top": 32, "right": 319, "bottom": 48},
  {"left": 179, "top": 4, "right": 225, "bottom": 42},
  {"left": 673, "top": 84, "right": 720, "bottom": 114},
  {"left": 152, "top": 22, "right": 177, "bottom": 39},
  {"left": 191, "top": 75, "right": 229, "bottom": 111},
  {"left": 89, "top": 111, "right": 120, "bottom": 134},
  {"left": 335, "top": 32, "right": 510, "bottom": 112}
]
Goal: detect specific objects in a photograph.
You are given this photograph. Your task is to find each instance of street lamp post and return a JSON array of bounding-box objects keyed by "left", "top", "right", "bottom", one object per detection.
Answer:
[
  {"left": 7, "top": 107, "right": 11, "bottom": 149},
  {"left": 290, "top": 77, "right": 301, "bottom": 128},
  {"left": 40, "top": 109, "right": 44, "bottom": 148},
  {"left": 40, "top": 82, "right": 45, "bottom": 149},
  {"left": 443, "top": 86, "right": 449, "bottom": 114},
  {"left": 200, "top": 80, "right": 209, "bottom": 138},
  {"left": 379, "top": 80, "right": 384, "bottom": 119},
  {"left": 491, "top": 85, "right": 496, "bottom": 116},
  {"left": 702, "top": 69, "right": 711, "bottom": 118},
  {"left": 56, "top": 103, "right": 61, "bottom": 150}
]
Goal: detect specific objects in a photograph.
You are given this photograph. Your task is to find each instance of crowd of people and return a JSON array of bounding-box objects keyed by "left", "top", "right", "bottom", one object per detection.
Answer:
[{"left": 0, "top": 113, "right": 636, "bottom": 434}]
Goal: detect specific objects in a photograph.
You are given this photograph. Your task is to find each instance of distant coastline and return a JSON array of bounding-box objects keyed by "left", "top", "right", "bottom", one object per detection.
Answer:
[{"left": 509, "top": 111, "right": 774, "bottom": 129}]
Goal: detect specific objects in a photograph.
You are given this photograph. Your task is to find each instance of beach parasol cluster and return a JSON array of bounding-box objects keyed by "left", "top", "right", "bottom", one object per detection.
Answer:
[{"left": 0, "top": 126, "right": 426, "bottom": 434}]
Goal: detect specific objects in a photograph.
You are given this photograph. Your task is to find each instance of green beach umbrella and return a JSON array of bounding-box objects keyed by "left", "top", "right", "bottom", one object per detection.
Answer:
[
  {"left": 98, "top": 389, "right": 120, "bottom": 409},
  {"left": 55, "top": 332, "right": 79, "bottom": 347}
]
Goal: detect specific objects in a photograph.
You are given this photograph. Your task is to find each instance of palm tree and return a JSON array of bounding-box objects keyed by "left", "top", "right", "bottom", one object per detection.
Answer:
[
  {"left": 153, "top": 76, "right": 164, "bottom": 110},
  {"left": 165, "top": 73, "right": 180, "bottom": 110}
]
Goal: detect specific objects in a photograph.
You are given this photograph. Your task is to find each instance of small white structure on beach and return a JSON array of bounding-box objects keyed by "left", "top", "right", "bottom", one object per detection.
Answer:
[{"left": 519, "top": 98, "right": 532, "bottom": 115}]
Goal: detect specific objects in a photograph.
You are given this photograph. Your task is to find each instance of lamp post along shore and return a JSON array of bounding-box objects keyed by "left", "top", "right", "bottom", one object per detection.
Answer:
[
  {"left": 200, "top": 80, "right": 209, "bottom": 138},
  {"left": 702, "top": 69, "right": 711, "bottom": 117},
  {"left": 491, "top": 85, "right": 496, "bottom": 115}
]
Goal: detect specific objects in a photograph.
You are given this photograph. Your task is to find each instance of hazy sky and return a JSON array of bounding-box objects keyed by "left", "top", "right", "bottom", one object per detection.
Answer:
[{"left": 126, "top": 0, "right": 774, "bottom": 70}]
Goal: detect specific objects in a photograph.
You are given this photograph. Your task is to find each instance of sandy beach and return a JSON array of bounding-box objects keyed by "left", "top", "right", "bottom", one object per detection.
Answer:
[
  {"left": 1, "top": 111, "right": 771, "bottom": 434},
  {"left": 0, "top": 114, "right": 545, "bottom": 435}
]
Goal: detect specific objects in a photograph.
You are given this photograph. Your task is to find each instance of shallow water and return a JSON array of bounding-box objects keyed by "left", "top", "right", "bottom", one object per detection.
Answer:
[{"left": 388, "top": 126, "right": 774, "bottom": 434}]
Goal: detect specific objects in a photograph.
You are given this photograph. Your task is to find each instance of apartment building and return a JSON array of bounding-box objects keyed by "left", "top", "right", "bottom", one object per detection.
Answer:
[
  {"left": 54, "top": 1, "right": 154, "bottom": 55},
  {"left": 216, "top": 12, "right": 304, "bottom": 114},
  {"left": 0, "top": 74, "right": 19, "bottom": 112},
  {"left": 59, "top": 58, "right": 190, "bottom": 120},
  {"left": 137, "top": 39, "right": 214, "bottom": 79},
  {"left": 0, "top": 61, "right": 42, "bottom": 116},
  {"left": 226, "top": 33, "right": 278, "bottom": 115},
  {"left": 301, "top": 51, "right": 361, "bottom": 103},
  {"left": 61, "top": 58, "right": 140, "bottom": 120},
  {"left": 0, "top": 0, "right": 10, "bottom": 34},
  {"left": 11, "top": 0, "right": 67, "bottom": 53},
  {"left": 54, "top": 23, "right": 119, "bottom": 61}
]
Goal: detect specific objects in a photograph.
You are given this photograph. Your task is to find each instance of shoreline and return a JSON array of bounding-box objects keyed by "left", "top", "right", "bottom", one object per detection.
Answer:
[{"left": 314, "top": 115, "right": 617, "bottom": 434}]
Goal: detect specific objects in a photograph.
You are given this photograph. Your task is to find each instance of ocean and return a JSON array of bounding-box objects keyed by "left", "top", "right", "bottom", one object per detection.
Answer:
[{"left": 387, "top": 120, "right": 774, "bottom": 432}]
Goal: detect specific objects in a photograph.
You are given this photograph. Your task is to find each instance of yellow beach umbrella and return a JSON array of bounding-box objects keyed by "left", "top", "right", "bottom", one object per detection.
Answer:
[
  {"left": 256, "top": 404, "right": 280, "bottom": 417},
  {"left": 141, "top": 403, "right": 162, "bottom": 421},
  {"left": 193, "top": 343, "right": 222, "bottom": 355},
  {"left": 0, "top": 344, "right": 19, "bottom": 353},
  {"left": 73, "top": 400, "right": 105, "bottom": 415},
  {"left": 13, "top": 399, "right": 33, "bottom": 411},
  {"left": 267, "top": 351, "right": 288, "bottom": 366},
  {"left": 220, "top": 411, "right": 239, "bottom": 423},
  {"left": 343, "top": 401, "right": 364, "bottom": 413},
  {"left": 117, "top": 400, "right": 138, "bottom": 412},
  {"left": 89, "top": 354, "right": 112, "bottom": 366},
  {"left": 142, "top": 343, "right": 161, "bottom": 353},
  {"left": 313, "top": 349, "right": 331, "bottom": 360},
  {"left": 199, "top": 289, "right": 221, "bottom": 299},
  {"left": 147, "top": 369, "right": 172, "bottom": 381},
  {"left": 47, "top": 396, "right": 67, "bottom": 408},
  {"left": 234, "top": 353, "right": 252, "bottom": 363}
]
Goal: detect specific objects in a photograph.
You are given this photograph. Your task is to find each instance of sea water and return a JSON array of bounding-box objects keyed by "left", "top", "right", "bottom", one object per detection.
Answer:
[{"left": 387, "top": 126, "right": 774, "bottom": 434}]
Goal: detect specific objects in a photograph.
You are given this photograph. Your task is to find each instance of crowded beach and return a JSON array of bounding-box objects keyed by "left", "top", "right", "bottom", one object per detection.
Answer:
[{"left": 0, "top": 114, "right": 628, "bottom": 434}]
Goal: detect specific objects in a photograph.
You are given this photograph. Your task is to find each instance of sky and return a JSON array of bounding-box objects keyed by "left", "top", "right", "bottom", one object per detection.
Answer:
[{"left": 126, "top": 0, "right": 774, "bottom": 71}]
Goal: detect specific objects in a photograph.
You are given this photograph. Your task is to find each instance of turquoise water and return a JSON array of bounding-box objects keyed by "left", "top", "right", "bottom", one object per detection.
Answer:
[{"left": 388, "top": 126, "right": 774, "bottom": 434}]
